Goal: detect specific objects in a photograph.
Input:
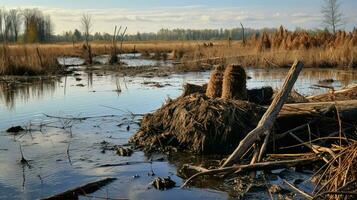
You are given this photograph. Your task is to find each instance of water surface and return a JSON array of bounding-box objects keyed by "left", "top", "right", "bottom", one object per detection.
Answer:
[{"left": 1, "top": 67, "right": 357, "bottom": 199}]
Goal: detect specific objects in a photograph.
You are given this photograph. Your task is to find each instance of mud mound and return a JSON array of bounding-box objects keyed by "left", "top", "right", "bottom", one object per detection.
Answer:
[{"left": 130, "top": 93, "right": 265, "bottom": 154}]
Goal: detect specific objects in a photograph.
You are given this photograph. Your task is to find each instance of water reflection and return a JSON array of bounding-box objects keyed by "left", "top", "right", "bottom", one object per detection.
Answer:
[
  {"left": 246, "top": 68, "right": 357, "bottom": 95},
  {"left": 1, "top": 68, "right": 357, "bottom": 111},
  {"left": 0, "top": 78, "right": 59, "bottom": 110}
]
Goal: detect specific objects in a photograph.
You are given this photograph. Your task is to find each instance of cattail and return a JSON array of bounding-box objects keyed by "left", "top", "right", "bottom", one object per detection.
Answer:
[
  {"left": 259, "top": 32, "right": 271, "bottom": 51},
  {"left": 206, "top": 65, "right": 225, "bottom": 98},
  {"left": 222, "top": 64, "right": 247, "bottom": 100}
]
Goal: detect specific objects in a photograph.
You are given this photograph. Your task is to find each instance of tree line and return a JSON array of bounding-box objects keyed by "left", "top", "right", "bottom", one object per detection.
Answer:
[
  {"left": 0, "top": 0, "right": 349, "bottom": 44},
  {"left": 0, "top": 8, "right": 53, "bottom": 43},
  {"left": 55, "top": 27, "right": 272, "bottom": 42}
]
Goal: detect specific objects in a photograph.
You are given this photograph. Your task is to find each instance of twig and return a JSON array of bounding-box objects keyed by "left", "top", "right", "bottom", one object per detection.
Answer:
[
  {"left": 283, "top": 179, "right": 313, "bottom": 200},
  {"left": 66, "top": 143, "right": 72, "bottom": 165},
  {"left": 99, "top": 161, "right": 154, "bottom": 168},
  {"left": 182, "top": 164, "right": 209, "bottom": 173},
  {"left": 19, "top": 144, "right": 31, "bottom": 168},
  {"left": 44, "top": 113, "right": 124, "bottom": 120}
]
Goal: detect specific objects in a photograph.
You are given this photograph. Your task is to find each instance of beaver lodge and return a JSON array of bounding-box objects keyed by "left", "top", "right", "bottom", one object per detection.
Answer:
[{"left": 131, "top": 60, "right": 357, "bottom": 199}]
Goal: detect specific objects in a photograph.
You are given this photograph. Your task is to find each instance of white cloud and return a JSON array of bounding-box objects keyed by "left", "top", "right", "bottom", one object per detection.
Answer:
[{"left": 4, "top": 5, "right": 338, "bottom": 34}]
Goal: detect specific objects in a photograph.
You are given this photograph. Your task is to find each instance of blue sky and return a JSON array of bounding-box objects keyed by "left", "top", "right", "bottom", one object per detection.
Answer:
[{"left": 2, "top": 0, "right": 356, "bottom": 34}]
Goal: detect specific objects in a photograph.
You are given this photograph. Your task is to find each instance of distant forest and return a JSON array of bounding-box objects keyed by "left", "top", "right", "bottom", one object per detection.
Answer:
[
  {"left": 0, "top": 8, "right": 340, "bottom": 43},
  {"left": 56, "top": 27, "right": 274, "bottom": 42}
]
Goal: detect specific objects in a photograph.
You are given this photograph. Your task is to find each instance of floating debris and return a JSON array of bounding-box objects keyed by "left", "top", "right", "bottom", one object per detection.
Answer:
[
  {"left": 318, "top": 78, "right": 335, "bottom": 84},
  {"left": 6, "top": 126, "right": 25, "bottom": 133},
  {"left": 41, "top": 177, "right": 116, "bottom": 200},
  {"left": 116, "top": 147, "right": 133, "bottom": 157},
  {"left": 151, "top": 177, "right": 176, "bottom": 190}
]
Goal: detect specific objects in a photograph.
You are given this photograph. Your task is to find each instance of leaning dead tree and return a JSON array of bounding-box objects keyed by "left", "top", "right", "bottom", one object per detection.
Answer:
[
  {"left": 240, "top": 22, "right": 246, "bottom": 46},
  {"left": 221, "top": 60, "right": 304, "bottom": 167},
  {"left": 81, "top": 13, "right": 93, "bottom": 65}
]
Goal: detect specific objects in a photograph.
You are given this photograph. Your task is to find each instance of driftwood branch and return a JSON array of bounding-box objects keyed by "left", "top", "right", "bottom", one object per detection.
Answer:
[
  {"left": 41, "top": 177, "right": 116, "bottom": 200},
  {"left": 182, "top": 156, "right": 318, "bottom": 188},
  {"left": 221, "top": 60, "right": 304, "bottom": 167}
]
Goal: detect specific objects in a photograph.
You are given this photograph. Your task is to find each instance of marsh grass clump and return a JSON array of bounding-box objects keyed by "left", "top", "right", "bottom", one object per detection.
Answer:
[
  {"left": 130, "top": 93, "right": 264, "bottom": 154},
  {"left": 0, "top": 45, "right": 63, "bottom": 76},
  {"left": 179, "top": 26, "right": 357, "bottom": 69},
  {"left": 206, "top": 64, "right": 225, "bottom": 98},
  {"left": 221, "top": 64, "right": 247, "bottom": 100}
]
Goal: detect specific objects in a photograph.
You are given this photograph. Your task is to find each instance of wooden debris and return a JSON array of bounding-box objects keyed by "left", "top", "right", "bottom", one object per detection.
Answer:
[
  {"left": 116, "top": 147, "right": 133, "bottom": 157},
  {"left": 308, "top": 85, "right": 357, "bottom": 102},
  {"left": 283, "top": 179, "right": 313, "bottom": 200},
  {"left": 151, "top": 177, "right": 176, "bottom": 190},
  {"left": 41, "top": 177, "right": 116, "bottom": 200},
  {"left": 221, "top": 60, "right": 304, "bottom": 167},
  {"left": 181, "top": 157, "right": 319, "bottom": 188}
]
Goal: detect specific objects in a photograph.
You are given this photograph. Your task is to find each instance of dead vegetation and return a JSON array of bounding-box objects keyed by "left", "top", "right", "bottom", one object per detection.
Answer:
[
  {"left": 0, "top": 45, "right": 65, "bottom": 75},
  {"left": 131, "top": 61, "right": 357, "bottom": 198},
  {"left": 2, "top": 26, "right": 356, "bottom": 76},
  {"left": 179, "top": 26, "right": 357, "bottom": 69},
  {"left": 130, "top": 93, "right": 264, "bottom": 154}
]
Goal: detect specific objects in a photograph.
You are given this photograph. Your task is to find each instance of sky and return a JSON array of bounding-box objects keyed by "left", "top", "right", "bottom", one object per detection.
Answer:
[{"left": 1, "top": 0, "right": 357, "bottom": 34}]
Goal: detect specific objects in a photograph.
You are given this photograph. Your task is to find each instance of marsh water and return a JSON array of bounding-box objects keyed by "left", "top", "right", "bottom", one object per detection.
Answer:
[{"left": 1, "top": 65, "right": 357, "bottom": 199}]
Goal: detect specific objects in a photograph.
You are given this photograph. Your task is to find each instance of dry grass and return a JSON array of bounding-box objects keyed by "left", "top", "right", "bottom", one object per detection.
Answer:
[
  {"left": 0, "top": 45, "right": 64, "bottom": 75},
  {"left": 181, "top": 27, "right": 357, "bottom": 69},
  {"left": 1, "top": 27, "right": 357, "bottom": 75},
  {"left": 314, "top": 141, "right": 357, "bottom": 199}
]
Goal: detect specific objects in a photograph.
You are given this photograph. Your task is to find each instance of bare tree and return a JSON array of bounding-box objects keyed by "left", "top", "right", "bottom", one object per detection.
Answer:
[
  {"left": 0, "top": 9, "right": 3, "bottom": 40},
  {"left": 81, "top": 13, "right": 93, "bottom": 64},
  {"left": 81, "top": 13, "right": 92, "bottom": 47},
  {"left": 3, "top": 10, "right": 12, "bottom": 42},
  {"left": 321, "top": 0, "right": 344, "bottom": 34},
  {"left": 9, "top": 9, "right": 22, "bottom": 42}
]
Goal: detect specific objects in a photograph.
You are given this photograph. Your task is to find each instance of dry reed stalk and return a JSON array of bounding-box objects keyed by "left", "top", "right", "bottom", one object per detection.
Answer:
[
  {"left": 314, "top": 141, "right": 357, "bottom": 200},
  {"left": 221, "top": 64, "right": 247, "bottom": 100},
  {"left": 206, "top": 64, "right": 225, "bottom": 98}
]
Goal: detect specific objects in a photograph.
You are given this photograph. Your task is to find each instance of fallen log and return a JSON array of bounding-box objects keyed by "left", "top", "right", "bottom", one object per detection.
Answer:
[
  {"left": 221, "top": 60, "right": 304, "bottom": 167},
  {"left": 41, "top": 177, "right": 116, "bottom": 200},
  {"left": 307, "top": 85, "right": 357, "bottom": 102},
  {"left": 280, "top": 100, "right": 357, "bottom": 122},
  {"left": 181, "top": 156, "right": 319, "bottom": 188}
]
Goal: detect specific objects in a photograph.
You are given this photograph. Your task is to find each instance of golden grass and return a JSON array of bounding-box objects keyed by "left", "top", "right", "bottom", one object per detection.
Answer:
[
  {"left": 181, "top": 27, "right": 357, "bottom": 69},
  {"left": 1, "top": 27, "right": 357, "bottom": 76}
]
